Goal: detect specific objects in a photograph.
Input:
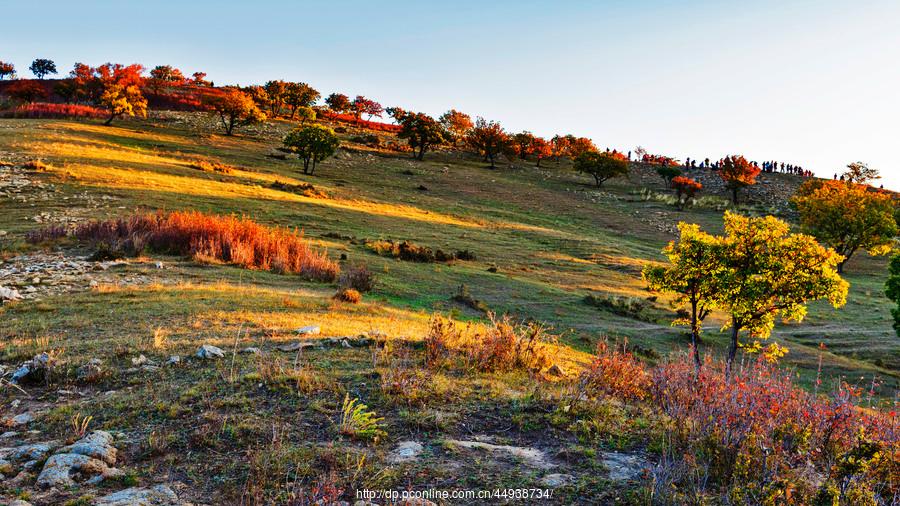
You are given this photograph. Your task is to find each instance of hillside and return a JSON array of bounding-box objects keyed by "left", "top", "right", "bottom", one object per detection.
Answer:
[{"left": 0, "top": 113, "right": 898, "bottom": 505}]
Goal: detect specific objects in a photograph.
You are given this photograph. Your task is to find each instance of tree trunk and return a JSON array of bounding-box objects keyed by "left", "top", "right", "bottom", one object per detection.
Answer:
[
  {"left": 104, "top": 113, "right": 115, "bottom": 126},
  {"left": 725, "top": 323, "right": 740, "bottom": 379},
  {"left": 731, "top": 187, "right": 738, "bottom": 205},
  {"left": 690, "top": 301, "right": 702, "bottom": 374}
]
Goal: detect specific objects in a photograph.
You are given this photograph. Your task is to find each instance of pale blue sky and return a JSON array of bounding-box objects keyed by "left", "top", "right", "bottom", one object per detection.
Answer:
[{"left": 3, "top": 0, "right": 899, "bottom": 187}]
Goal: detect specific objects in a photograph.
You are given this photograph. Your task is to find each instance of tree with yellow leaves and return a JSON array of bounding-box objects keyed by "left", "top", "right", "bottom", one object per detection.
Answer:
[
  {"left": 100, "top": 84, "right": 148, "bottom": 126},
  {"left": 715, "top": 212, "right": 848, "bottom": 377},
  {"left": 645, "top": 211, "right": 848, "bottom": 378},
  {"left": 792, "top": 179, "right": 897, "bottom": 273},
  {"left": 643, "top": 222, "right": 723, "bottom": 372}
]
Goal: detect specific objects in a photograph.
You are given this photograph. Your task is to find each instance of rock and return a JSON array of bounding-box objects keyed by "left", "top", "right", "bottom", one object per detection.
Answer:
[
  {"left": 0, "top": 457, "right": 12, "bottom": 475},
  {"left": 132, "top": 355, "right": 148, "bottom": 366},
  {"left": 277, "top": 341, "right": 316, "bottom": 352},
  {"left": 11, "top": 352, "right": 54, "bottom": 384},
  {"left": 10, "top": 412, "right": 35, "bottom": 426},
  {"left": 166, "top": 355, "right": 181, "bottom": 365},
  {"left": 77, "top": 358, "right": 104, "bottom": 381},
  {"left": 295, "top": 325, "right": 321, "bottom": 335},
  {"left": 9, "top": 500, "right": 33, "bottom": 506},
  {"left": 0, "top": 285, "right": 22, "bottom": 301},
  {"left": 5, "top": 441, "right": 60, "bottom": 462},
  {"left": 445, "top": 439, "right": 553, "bottom": 469},
  {"left": 341, "top": 339, "right": 352, "bottom": 348},
  {"left": 196, "top": 344, "right": 225, "bottom": 359},
  {"left": 540, "top": 473, "right": 575, "bottom": 487},
  {"left": 602, "top": 451, "right": 649, "bottom": 481},
  {"left": 0, "top": 431, "right": 19, "bottom": 439},
  {"left": 241, "top": 347, "right": 261, "bottom": 354},
  {"left": 60, "top": 430, "right": 118, "bottom": 464},
  {"left": 93, "top": 484, "right": 182, "bottom": 505},
  {"left": 36, "top": 452, "right": 117, "bottom": 488},
  {"left": 388, "top": 441, "right": 424, "bottom": 464}
]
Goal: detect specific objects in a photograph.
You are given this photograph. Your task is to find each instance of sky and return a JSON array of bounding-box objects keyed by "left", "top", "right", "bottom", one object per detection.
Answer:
[{"left": 3, "top": 0, "right": 899, "bottom": 188}]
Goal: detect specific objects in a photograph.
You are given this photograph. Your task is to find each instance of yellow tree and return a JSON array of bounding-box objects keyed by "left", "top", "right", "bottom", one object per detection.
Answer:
[
  {"left": 715, "top": 211, "right": 848, "bottom": 377},
  {"left": 792, "top": 179, "right": 897, "bottom": 273},
  {"left": 100, "top": 84, "right": 148, "bottom": 125},
  {"left": 643, "top": 222, "right": 723, "bottom": 372},
  {"left": 205, "top": 88, "right": 267, "bottom": 135}
]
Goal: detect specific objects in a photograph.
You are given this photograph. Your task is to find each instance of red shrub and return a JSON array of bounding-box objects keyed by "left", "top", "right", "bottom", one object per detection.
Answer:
[
  {"left": 59, "top": 210, "right": 339, "bottom": 281},
  {"left": 0, "top": 102, "right": 107, "bottom": 119},
  {"left": 579, "top": 339, "right": 650, "bottom": 402},
  {"left": 649, "top": 353, "right": 899, "bottom": 503}
]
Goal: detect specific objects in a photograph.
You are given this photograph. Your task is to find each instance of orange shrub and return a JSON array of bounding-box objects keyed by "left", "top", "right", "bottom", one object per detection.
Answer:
[
  {"left": 62, "top": 210, "right": 339, "bottom": 281},
  {"left": 332, "top": 288, "right": 361, "bottom": 303}
]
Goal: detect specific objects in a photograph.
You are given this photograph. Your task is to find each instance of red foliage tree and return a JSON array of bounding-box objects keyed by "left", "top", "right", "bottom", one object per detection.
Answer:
[{"left": 718, "top": 154, "right": 760, "bottom": 204}]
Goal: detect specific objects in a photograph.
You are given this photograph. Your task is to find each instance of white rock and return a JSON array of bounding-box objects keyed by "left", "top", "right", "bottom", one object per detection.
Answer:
[
  {"left": 10, "top": 412, "right": 35, "bottom": 425},
  {"left": 36, "top": 453, "right": 115, "bottom": 488},
  {"left": 196, "top": 344, "right": 225, "bottom": 359},
  {"left": 388, "top": 441, "right": 423, "bottom": 464},
  {"left": 59, "top": 430, "right": 117, "bottom": 464},
  {"left": 241, "top": 347, "right": 261, "bottom": 354},
  {"left": 93, "top": 484, "right": 182, "bottom": 506},
  {"left": 277, "top": 341, "right": 316, "bottom": 352},
  {"left": 540, "top": 473, "right": 575, "bottom": 487},
  {"left": 132, "top": 355, "right": 148, "bottom": 366},
  {"left": 0, "top": 285, "right": 23, "bottom": 301},
  {"left": 166, "top": 355, "right": 181, "bottom": 365},
  {"left": 295, "top": 325, "right": 321, "bottom": 335}
]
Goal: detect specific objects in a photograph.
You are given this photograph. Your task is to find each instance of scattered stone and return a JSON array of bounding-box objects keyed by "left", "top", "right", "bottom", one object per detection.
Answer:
[
  {"left": 445, "top": 439, "right": 553, "bottom": 469},
  {"left": 59, "top": 430, "right": 118, "bottom": 464},
  {"left": 295, "top": 325, "right": 321, "bottom": 335},
  {"left": 132, "top": 355, "right": 149, "bottom": 366},
  {"left": 0, "top": 431, "right": 19, "bottom": 439},
  {"left": 602, "top": 451, "right": 649, "bottom": 481},
  {"left": 35, "top": 431, "right": 120, "bottom": 488},
  {"left": 388, "top": 441, "right": 424, "bottom": 464},
  {"left": 540, "top": 473, "right": 575, "bottom": 487},
  {"left": 196, "top": 344, "right": 225, "bottom": 359},
  {"left": 93, "top": 484, "right": 182, "bottom": 506},
  {"left": 10, "top": 412, "right": 35, "bottom": 426},
  {"left": 36, "top": 452, "right": 119, "bottom": 488},
  {"left": 11, "top": 352, "right": 54, "bottom": 384},
  {"left": 0, "top": 285, "right": 22, "bottom": 301},
  {"left": 166, "top": 355, "right": 181, "bottom": 365},
  {"left": 8, "top": 500, "right": 32, "bottom": 506},
  {"left": 241, "top": 347, "right": 261, "bottom": 354},
  {"left": 77, "top": 358, "right": 103, "bottom": 381}
]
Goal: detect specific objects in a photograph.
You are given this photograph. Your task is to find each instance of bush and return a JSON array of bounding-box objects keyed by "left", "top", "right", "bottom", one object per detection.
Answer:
[
  {"left": 333, "top": 288, "right": 361, "bottom": 303},
  {"left": 338, "top": 264, "right": 376, "bottom": 292},
  {"left": 365, "top": 239, "right": 474, "bottom": 263},
  {"left": 32, "top": 210, "right": 339, "bottom": 281},
  {"left": 0, "top": 102, "right": 107, "bottom": 119},
  {"left": 424, "top": 313, "right": 555, "bottom": 373},
  {"left": 648, "top": 353, "right": 900, "bottom": 504},
  {"left": 186, "top": 158, "right": 234, "bottom": 174},
  {"left": 579, "top": 339, "right": 650, "bottom": 402},
  {"left": 583, "top": 294, "right": 656, "bottom": 322}
]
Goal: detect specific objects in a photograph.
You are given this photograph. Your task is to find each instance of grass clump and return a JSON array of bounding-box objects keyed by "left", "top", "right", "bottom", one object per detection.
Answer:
[
  {"left": 333, "top": 288, "right": 361, "bottom": 304},
  {"left": 424, "top": 313, "right": 555, "bottom": 373},
  {"left": 339, "top": 394, "right": 386, "bottom": 442},
  {"left": 186, "top": 158, "right": 235, "bottom": 174}
]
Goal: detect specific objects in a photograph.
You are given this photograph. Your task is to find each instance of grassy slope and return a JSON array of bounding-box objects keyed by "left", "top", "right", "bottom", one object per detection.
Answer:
[{"left": 0, "top": 115, "right": 897, "bottom": 503}]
